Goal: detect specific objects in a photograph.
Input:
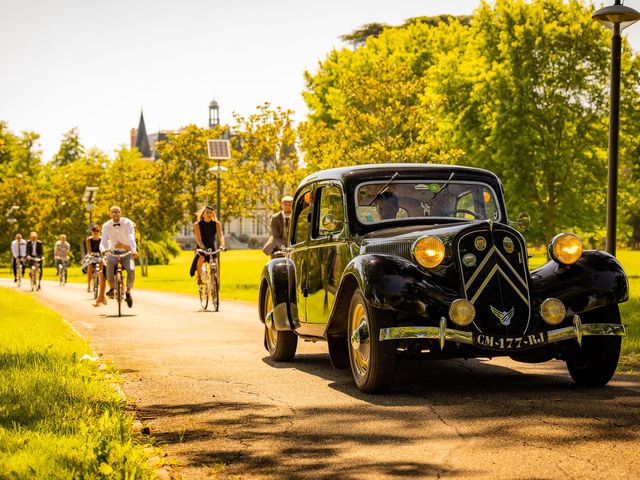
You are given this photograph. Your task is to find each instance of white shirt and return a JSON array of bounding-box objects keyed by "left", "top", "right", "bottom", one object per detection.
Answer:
[
  {"left": 100, "top": 217, "right": 137, "bottom": 253},
  {"left": 54, "top": 240, "right": 71, "bottom": 259},
  {"left": 11, "top": 239, "right": 27, "bottom": 258}
]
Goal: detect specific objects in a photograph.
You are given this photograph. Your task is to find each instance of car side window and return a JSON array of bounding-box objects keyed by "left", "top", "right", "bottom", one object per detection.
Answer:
[
  {"left": 292, "top": 189, "right": 312, "bottom": 245},
  {"left": 314, "top": 185, "right": 345, "bottom": 238}
]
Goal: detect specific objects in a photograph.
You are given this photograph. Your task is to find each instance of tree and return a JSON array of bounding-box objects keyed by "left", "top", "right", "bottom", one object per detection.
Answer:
[
  {"left": 434, "top": 0, "right": 624, "bottom": 242},
  {"left": 52, "top": 127, "right": 84, "bottom": 167},
  {"left": 154, "top": 124, "right": 224, "bottom": 223},
  {"left": 221, "top": 103, "right": 302, "bottom": 220},
  {"left": 300, "top": 20, "right": 468, "bottom": 170}
]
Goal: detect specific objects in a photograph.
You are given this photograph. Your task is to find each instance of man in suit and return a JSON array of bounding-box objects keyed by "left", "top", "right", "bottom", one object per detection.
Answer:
[
  {"left": 263, "top": 195, "right": 293, "bottom": 258},
  {"left": 26, "top": 231, "right": 44, "bottom": 285}
]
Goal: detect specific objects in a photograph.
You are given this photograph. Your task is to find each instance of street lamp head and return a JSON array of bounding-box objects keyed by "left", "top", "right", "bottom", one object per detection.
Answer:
[{"left": 593, "top": 2, "right": 640, "bottom": 31}]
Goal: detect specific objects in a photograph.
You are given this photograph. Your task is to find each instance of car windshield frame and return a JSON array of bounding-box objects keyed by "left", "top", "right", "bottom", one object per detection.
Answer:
[{"left": 353, "top": 179, "right": 502, "bottom": 226}]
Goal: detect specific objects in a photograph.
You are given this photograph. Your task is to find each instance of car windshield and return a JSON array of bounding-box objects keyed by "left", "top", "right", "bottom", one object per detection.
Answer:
[{"left": 355, "top": 179, "right": 501, "bottom": 224}]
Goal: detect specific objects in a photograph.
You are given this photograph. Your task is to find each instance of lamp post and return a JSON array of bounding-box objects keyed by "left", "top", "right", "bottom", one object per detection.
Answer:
[
  {"left": 593, "top": 0, "right": 640, "bottom": 256},
  {"left": 208, "top": 164, "right": 228, "bottom": 221},
  {"left": 5, "top": 205, "right": 19, "bottom": 226},
  {"left": 82, "top": 186, "right": 99, "bottom": 230},
  {"left": 206, "top": 138, "right": 231, "bottom": 224}
]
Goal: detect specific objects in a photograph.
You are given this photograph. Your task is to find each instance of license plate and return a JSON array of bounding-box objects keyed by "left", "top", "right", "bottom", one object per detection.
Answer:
[{"left": 473, "top": 331, "right": 547, "bottom": 350}]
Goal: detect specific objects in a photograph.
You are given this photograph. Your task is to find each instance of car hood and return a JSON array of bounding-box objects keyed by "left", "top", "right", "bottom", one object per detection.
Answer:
[{"left": 360, "top": 221, "right": 480, "bottom": 253}]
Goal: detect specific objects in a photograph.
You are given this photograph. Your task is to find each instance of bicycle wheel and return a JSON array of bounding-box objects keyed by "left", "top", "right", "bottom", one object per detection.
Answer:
[
  {"left": 210, "top": 269, "right": 219, "bottom": 312},
  {"left": 199, "top": 266, "right": 209, "bottom": 310},
  {"left": 59, "top": 266, "right": 64, "bottom": 286},
  {"left": 30, "top": 267, "right": 36, "bottom": 291},
  {"left": 16, "top": 265, "right": 22, "bottom": 287},
  {"left": 116, "top": 270, "right": 123, "bottom": 317},
  {"left": 92, "top": 270, "right": 99, "bottom": 299}
]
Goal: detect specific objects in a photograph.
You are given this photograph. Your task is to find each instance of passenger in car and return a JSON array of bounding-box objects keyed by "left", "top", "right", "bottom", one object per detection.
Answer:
[{"left": 376, "top": 191, "right": 400, "bottom": 220}]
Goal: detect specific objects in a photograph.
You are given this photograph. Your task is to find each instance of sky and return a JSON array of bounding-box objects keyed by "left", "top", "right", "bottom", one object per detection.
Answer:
[{"left": 2, "top": 0, "right": 640, "bottom": 161}]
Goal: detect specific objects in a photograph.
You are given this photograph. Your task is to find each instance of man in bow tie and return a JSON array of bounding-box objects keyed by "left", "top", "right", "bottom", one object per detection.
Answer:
[{"left": 99, "top": 205, "right": 137, "bottom": 308}]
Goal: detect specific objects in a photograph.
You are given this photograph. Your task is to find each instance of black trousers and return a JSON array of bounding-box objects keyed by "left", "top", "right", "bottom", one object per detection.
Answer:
[{"left": 12, "top": 257, "right": 25, "bottom": 279}]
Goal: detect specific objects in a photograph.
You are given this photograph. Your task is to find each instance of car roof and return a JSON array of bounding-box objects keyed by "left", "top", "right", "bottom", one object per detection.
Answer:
[{"left": 299, "top": 163, "right": 501, "bottom": 186}]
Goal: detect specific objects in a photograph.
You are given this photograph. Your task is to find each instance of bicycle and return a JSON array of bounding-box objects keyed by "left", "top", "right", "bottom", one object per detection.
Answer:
[
  {"left": 28, "top": 256, "right": 42, "bottom": 292},
  {"left": 15, "top": 257, "right": 24, "bottom": 287},
  {"left": 87, "top": 253, "right": 102, "bottom": 299},
  {"left": 57, "top": 258, "right": 69, "bottom": 286},
  {"left": 196, "top": 247, "right": 222, "bottom": 311},
  {"left": 105, "top": 250, "right": 133, "bottom": 317}
]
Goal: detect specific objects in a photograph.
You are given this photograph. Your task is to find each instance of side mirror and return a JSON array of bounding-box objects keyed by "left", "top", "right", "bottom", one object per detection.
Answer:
[
  {"left": 321, "top": 214, "right": 343, "bottom": 234},
  {"left": 510, "top": 212, "right": 530, "bottom": 230}
]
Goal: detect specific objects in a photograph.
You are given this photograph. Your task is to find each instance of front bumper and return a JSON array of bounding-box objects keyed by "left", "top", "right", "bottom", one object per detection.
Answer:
[{"left": 378, "top": 315, "right": 626, "bottom": 351}]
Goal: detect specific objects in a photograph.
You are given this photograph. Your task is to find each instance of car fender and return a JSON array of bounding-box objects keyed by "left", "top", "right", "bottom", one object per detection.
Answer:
[
  {"left": 259, "top": 258, "right": 299, "bottom": 331},
  {"left": 531, "top": 250, "right": 629, "bottom": 316},
  {"left": 327, "top": 254, "right": 457, "bottom": 333}
]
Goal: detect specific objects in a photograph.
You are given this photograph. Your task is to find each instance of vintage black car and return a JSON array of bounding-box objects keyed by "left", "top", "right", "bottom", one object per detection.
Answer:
[{"left": 259, "top": 164, "right": 628, "bottom": 393}]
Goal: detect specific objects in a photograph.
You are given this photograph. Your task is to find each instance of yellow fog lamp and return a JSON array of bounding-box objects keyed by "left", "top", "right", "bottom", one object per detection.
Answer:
[
  {"left": 412, "top": 236, "right": 446, "bottom": 269},
  {"left": 449, "top": 299, "right": 476, "bottom": 326},
  {"left": 549, "top": 233, "right": 583, "bottom": 265},
  {"left": 540, "top": 298, "right": 566, "bottom": 325}
]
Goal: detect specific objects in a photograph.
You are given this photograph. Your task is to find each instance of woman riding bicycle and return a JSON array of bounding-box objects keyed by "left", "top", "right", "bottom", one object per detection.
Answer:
[
  {"left": 84, "top": 225, "right": 104, "bottom": 293},
  {"left": 190, "top": 205, "right": 226, "bottom": 285}
]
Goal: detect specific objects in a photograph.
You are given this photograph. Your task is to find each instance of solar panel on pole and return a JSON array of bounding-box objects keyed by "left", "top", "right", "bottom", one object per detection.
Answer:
[{"left": 207, "top": 139, "right": 231, "bottom": 159}]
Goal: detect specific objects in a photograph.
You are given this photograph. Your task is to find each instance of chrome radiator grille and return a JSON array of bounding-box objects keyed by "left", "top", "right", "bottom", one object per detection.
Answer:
[{"left": 455, "top": 226, "right": 531, "bottom": 335}]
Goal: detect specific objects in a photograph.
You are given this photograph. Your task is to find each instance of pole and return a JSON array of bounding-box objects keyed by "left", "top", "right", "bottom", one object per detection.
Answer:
[
  {"left": 606, "top": 22, "right": 622, "bottom": 256},
  {"left": 216, "top": 158, "right": 222, "bottom": 222}
]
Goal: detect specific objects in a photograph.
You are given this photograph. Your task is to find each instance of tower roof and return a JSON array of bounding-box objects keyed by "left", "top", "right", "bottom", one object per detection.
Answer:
[{"left": 135, "top": 111, "right": 152, "bottom": 158}]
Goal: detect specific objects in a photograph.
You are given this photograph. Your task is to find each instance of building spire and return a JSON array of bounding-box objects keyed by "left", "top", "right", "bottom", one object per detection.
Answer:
[{"left": 135, "top": 110, "right": 152, "bottom": 158}]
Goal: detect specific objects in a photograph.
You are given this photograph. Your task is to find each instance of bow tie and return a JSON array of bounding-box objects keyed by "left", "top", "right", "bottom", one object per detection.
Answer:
[{"left": 113, "top": 223, "right": 120, "bottom": 226}]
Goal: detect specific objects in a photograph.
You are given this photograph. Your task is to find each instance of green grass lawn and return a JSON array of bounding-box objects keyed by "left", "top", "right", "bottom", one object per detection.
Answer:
[{"left": 0, "top": 287, "right": 157, "bottom": 478}]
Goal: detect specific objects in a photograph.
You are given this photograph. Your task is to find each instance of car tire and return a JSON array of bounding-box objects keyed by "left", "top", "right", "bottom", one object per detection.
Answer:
[
  {"left": 348, "top": 289, "right": 396, "bottom": 393},
  {"left": 565, "top": 305, "right": 622, "bottom": 387},
  {"left": 262, "top": 284, "right": 297, "bottom": 361},
  {"left": 328, "top": 336, "right": 349, "bottom": 369}
]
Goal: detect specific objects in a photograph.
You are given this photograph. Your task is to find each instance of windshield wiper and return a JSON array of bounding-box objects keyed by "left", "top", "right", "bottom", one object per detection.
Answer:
[
  {"left": 424, "top": 172, "right": 454, "bottom": 208},
  {"left": 368, "top": 172, "right": 398, "bottom": 206}
]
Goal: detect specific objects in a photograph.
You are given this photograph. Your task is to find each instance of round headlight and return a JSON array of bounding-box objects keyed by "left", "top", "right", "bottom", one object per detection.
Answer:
[
  {"left": 549, "top": 233, "right": 583, "bottom": 265},
  {"left": 540, "top": 298, "right": 566, "bottom": 325},
  {"left": 449, "top": 299, "right": 476, "bottom": 326},
  {"left": 412, "top": 236, "right": 445, "bottom": 269}
]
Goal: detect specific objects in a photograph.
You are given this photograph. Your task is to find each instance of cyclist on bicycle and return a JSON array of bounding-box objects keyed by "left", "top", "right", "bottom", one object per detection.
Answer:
[
  {"left": 54, "top": 234, "right": 71, "bottom": 277},
  {"left": 190, "top": 205, "right": 226, "bottom": 284},
  {"left": 100, "top": 205, "right": 137, "bottom": 308},
  {"left": 10, "top": 233, "right": 27, "bottom": 282},
  {"left": 26, "top": 231, "right": 43, "bottom": 288},
  {"left": 84, "top": 225, "right": 104, "bottom": 292}
]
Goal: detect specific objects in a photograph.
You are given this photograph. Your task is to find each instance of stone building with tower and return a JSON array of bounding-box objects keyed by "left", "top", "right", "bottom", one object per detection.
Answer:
[{"left": 129, "top": 99, "right": 272, "bottom": 249}]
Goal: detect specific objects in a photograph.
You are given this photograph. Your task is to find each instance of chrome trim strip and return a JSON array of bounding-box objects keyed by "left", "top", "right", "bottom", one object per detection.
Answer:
[
  {"left": 469, "top": 263, "right": 498, "bottom": 304},
  {"left": 379, "top": 316, "right": 626, "bottom": 347},
  {"left": 464, "top": 245, "right": 496, "bottom": 290},
  {"left": 547, "top": 315, "right": 626, "bottom": 345},
  {"left": 496, "top": 268, "right": 530, "bottom": 306},
  {"left": 379, "top": 325, "right": 474, "bottom": 345},
  {"left": 494, "top": 248, "right": 528, "bottom": 290}
]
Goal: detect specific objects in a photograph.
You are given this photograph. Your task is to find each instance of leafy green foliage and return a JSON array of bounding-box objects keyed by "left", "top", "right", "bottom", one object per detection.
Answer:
[{"left": 302, "top": 0, "right": 640, "bottom": 245}]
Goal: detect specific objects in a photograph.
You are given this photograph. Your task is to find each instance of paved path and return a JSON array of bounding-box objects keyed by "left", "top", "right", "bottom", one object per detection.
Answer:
[{"left": 4, "top": 278, "right": 640, "bottom": 479}]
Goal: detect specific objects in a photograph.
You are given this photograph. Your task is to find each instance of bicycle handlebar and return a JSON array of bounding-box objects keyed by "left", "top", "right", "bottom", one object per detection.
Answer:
[
  {"left": 104, "top": 250, "right": 134, "bottom": 258},
  {"left": 196, "top": 247, "right": 225, "bottom": 256}
]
